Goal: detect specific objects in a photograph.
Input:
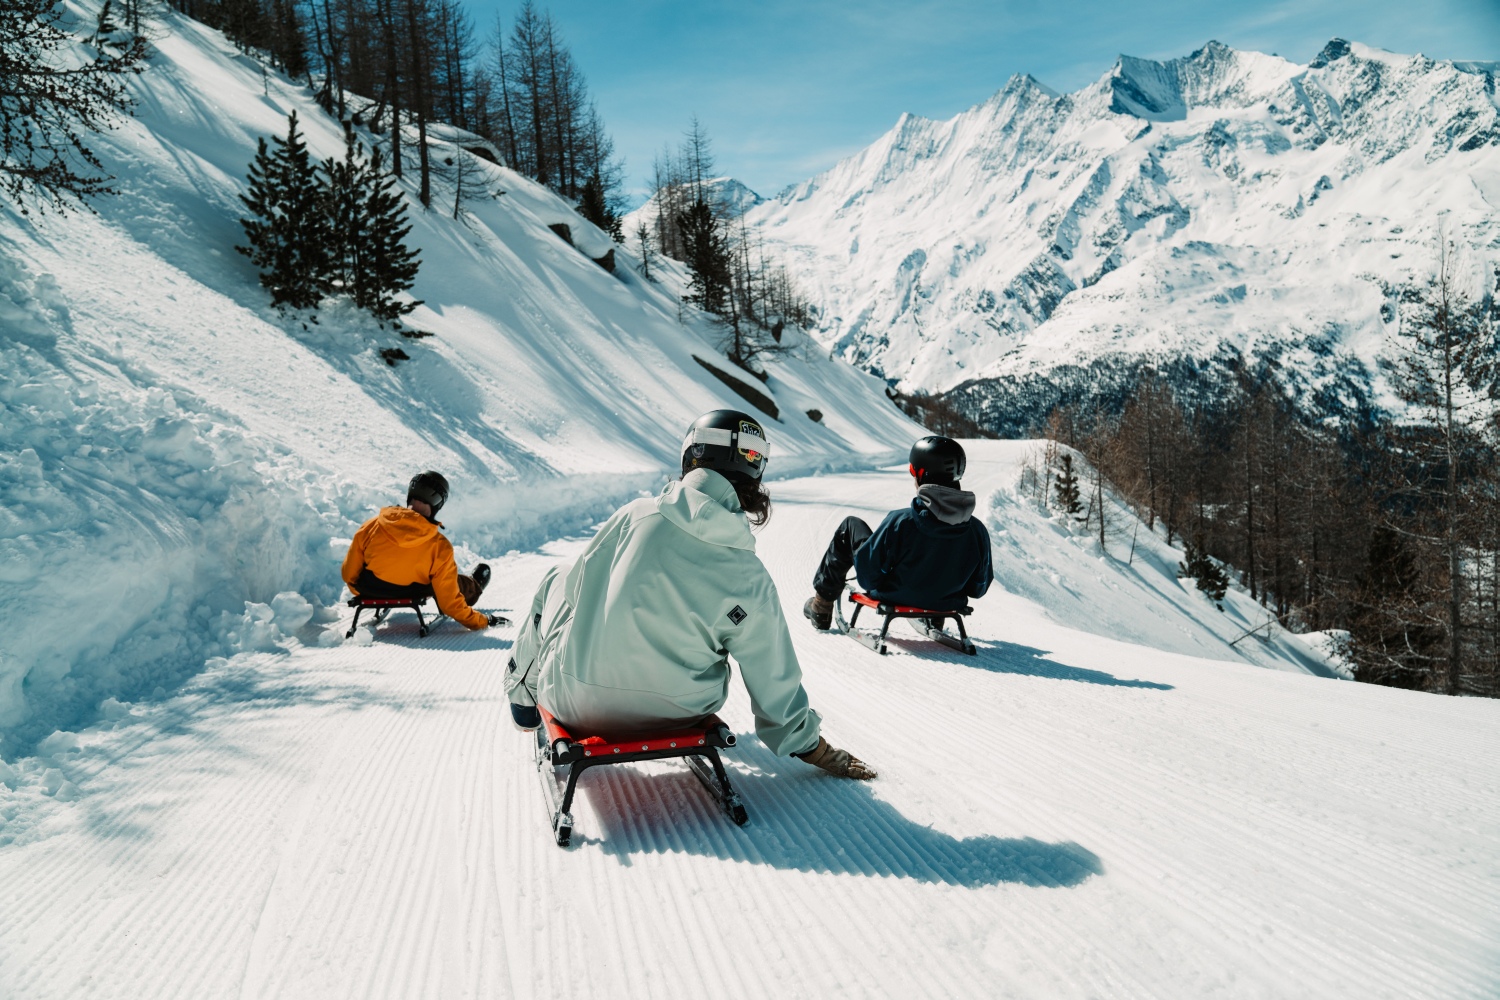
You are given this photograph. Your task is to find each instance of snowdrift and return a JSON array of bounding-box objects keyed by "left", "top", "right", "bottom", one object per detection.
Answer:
[{"left": 0, "top": 4, "right": 917, "bottom": 753}]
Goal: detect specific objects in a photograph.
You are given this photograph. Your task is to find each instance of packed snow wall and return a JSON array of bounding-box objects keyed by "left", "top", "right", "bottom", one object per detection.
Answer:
[{"left": 0, "top": 255, "right": 356, "bottom": 751}]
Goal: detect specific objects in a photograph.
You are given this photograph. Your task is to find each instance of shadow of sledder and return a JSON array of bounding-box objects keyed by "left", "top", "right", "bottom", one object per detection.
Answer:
[
  {"left": 967, "top": 639, "right": 1174, "bottom": 690},
  {"left": 872, "top": 627, "right": 1173, "bottom": 690},
  {"left": 579, "top": 748, "right": 1103, "bottom": 889},
  {"left": 338, "top": 612, "right": 515, "bottom": 652}
]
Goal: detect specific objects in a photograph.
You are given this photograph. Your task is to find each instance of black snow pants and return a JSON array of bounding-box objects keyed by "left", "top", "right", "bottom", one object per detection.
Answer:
[
  {"left": 355, "top": 568, "right": 483, "bottom": 606},
  {"left": 812, "top": 516, "right": 873, "bottom": 601}
]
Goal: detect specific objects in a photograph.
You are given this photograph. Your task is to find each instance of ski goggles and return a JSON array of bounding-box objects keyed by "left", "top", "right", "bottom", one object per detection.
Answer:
[
  {"left": 684, "top": 421, "right": 770, "bottom": 471},
  {"left": 408, "top": 481, "right": 448, "bottom": 512}
]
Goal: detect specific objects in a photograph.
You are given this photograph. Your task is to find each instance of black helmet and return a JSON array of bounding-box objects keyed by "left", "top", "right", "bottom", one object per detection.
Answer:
[
  {"left": 681, "top": 409, "right": 770, "bottom": 483},
  {"left": 909, "top": 436, "right": 965, "bottom": 485},
  {"left": 407, "top": 470, "right": 450, "bottom": 515}
]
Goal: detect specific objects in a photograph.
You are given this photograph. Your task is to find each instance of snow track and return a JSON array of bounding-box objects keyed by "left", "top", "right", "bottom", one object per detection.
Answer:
[{"left": 2, "top": 452, "right": 1497, "bottom": 998}]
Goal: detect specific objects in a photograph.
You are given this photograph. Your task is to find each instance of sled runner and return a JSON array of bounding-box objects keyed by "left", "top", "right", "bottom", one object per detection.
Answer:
[
  {"left": 345, "top": 595, "right": 448, "bottom": 638},
  {"left": 837, "top": 591, "right": 976, "bottom": 656},
  {"left": 534, "top": 708, "right": 748, "bottom": 847}
]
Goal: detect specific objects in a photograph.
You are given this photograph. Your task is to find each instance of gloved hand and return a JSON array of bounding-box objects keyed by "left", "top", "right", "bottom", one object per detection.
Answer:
[
  {"left": 794, "top": 736, "right": 876, "bottom": 779},
  {"left": 487, "top": 613, "right": 510, "bottom": 627}
]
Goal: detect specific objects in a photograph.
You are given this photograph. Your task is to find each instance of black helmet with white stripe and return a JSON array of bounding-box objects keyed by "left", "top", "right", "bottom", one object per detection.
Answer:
[{"left": 681, "top": 409, "right": 770, "bottom": 483}]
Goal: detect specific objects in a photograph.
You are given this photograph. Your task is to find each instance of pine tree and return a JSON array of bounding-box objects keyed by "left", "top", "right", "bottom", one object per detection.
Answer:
[
  {"left": 1180, "top": 539, "right": 1229, "bottom": 607},
  {"left": 1054, "top": 453, "right": 1082, "bottom": 516},
  {"left": 577, "top": 171, "right": 619, "bottom": 240},
  {"left": 322, "top": 123, "right": 369, "bottom": 299},
  {"left": 354, "top": 144, "right": 421, "bottom": 320},
  {"left": 238, "top": 111, "right": 331, "bottom": 308},
  {"left": 678, "top": 195, "right": 731, "bottom": 314},
  {"left": 633, "top": 217, "right": 654, "bottom": 281},
  {"left": 1383, "top": 237, "right": 1494, "bottom": 693}
]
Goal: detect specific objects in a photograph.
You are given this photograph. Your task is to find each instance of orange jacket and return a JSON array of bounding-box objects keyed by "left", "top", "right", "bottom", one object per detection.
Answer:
[{"left": 342, "top": 506, "right": 489, "bottom": 630}]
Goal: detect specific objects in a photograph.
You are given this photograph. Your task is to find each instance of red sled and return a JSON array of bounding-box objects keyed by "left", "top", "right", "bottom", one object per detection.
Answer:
[
  {"left": 534, "top": 708, "right": 748, "bottom": 847},
  {"left": 345, "top": 595, "right": 447, "bottom": 638},
  {"left": 838, "top": 591, "right": 976, "bottom": 656}
]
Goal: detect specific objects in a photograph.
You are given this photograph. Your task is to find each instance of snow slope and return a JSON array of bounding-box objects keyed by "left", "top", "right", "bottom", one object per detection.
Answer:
[
  {"left": 748, "top": 39, "right": 1500, "bottom": 429},
  {"left": 1, "top": 445, "right": 1495, "bottom": 999},
  {"left": 0, "top": 5, "right": 916, "bottom": 752}
]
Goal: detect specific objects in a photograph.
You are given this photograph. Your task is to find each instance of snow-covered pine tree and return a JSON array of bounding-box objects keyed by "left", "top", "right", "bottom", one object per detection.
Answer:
[
  {"left": 1054, "top": 453, "right": 1082, "bottom": 516},
  {"left": 237, "top": 111, "right": 330, "bottom": 308}
]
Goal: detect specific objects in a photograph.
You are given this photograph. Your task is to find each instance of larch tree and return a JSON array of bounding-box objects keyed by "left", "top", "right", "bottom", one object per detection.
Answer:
[{"left": 0, "top": 0, "right": 146, "bottom": 212}]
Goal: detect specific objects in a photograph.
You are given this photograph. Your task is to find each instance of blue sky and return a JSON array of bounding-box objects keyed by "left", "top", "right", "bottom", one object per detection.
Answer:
[{"left": 460, "top": 0, "right": 1500, "bottom": 203}]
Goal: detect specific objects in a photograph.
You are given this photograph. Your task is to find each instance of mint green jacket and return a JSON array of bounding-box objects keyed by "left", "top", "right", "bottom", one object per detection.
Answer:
[{"left": 509, "top": 468, "right": 821, "bottom": 756}]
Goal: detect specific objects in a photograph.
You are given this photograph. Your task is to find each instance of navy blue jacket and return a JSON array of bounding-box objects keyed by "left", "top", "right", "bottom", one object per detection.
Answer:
[{"left": 853, "top": 495, "right": 993, "bottom": 610}]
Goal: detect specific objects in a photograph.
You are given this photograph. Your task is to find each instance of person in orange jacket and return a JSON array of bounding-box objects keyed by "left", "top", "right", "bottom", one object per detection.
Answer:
[{"left": 341, "top": 471, "right": 499, "bottom": 630}]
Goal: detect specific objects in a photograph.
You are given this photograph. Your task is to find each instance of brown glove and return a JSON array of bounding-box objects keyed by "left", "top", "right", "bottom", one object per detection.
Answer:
[{"left": 794, "top": 736, "right": 876, "bottom": 780}]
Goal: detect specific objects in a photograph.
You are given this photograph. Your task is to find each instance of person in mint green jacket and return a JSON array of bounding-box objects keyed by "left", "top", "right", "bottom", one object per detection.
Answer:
[{"left": 506, "top": 410, "right": 874, "bottom": 779}]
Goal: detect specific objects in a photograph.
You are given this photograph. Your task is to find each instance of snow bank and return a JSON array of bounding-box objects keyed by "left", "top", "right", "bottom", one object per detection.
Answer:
[
  {"left": 0, "top": 254, "right": 349, "bottom": 751},
  {"left": 972, "top": 440, "right": 1345, "bottom": 675}
]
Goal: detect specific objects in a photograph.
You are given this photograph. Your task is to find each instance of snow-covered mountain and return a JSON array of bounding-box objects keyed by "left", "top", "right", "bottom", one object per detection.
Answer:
[
  {"left": 621, "top": 175, "right": 766, "bottom": 237},
  {"left": 748, "top": 40, "right": 1500, "bottom": 431},
  {"left": 0, "top": 6, "right": 915, "bottom": 751}
]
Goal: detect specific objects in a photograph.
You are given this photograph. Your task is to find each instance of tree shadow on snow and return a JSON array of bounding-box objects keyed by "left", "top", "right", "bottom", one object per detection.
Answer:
[{"left": 578, "top": 749, "right": 1103, "bottom": 889}]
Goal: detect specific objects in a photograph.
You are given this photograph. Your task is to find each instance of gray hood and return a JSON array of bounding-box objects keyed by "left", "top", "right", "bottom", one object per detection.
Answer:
[{"left": 916, "top": 484, "right": 976, "bottom": 525}]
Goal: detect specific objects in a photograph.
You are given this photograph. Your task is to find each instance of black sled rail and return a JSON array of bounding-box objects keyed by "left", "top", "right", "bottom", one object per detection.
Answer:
[{"left": 346, "top": 596, "right": 449, "bottom": 638}]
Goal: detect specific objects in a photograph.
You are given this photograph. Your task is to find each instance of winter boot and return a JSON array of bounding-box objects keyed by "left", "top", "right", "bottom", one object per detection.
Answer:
[
  {"left": 802, "top": 594, "right": 835, "bottom": 631},
  {"left": 794, "top": 736, "right": 876, "bottom": 780},
  {"left": 510, "top": 701, "right": 541, "bottom": 732}
]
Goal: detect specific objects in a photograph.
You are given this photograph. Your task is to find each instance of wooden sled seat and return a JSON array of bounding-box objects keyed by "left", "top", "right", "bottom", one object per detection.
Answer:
[{"left": 536, "top": 708, "right": 747, "bottom": 847}]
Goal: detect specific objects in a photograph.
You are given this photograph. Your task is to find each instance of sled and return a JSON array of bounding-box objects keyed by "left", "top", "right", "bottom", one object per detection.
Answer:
[
  {"left": 534, "top": 708, "right": 748, "bottom": 847},
  {"left": 837, "top": 590, "right": 976, "bottom": 656},
  {"left": 345, "top": 595, "right": 448, "bottom": 638}
]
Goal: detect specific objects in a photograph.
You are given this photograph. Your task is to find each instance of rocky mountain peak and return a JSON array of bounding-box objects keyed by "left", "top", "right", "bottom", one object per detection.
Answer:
[
  {"left": 1310, "top": 38, "right": 1353, "bottom": 69},
  {"left": 745, "top": 38, "right": 1500, "bottom": 432}
]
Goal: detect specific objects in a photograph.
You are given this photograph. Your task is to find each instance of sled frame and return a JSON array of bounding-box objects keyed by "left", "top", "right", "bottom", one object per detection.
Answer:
[
  {"left": 838, "top": 590, "right": 976, "bottom": 656},
  {"left": 346, "top": 596, "right": 448, "bottom": 638},
  {"left": 534, "top": 709, "right": 748, "bottom": 847}
]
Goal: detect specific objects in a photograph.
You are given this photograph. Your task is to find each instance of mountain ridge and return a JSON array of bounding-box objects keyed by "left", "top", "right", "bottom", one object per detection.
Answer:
[{"left": 747, "top": 37, "right": 1500, "bottom": 431}]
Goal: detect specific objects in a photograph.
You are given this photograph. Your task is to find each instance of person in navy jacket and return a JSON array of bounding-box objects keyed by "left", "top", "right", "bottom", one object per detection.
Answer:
[{"left": 803, "top": 436, "right": 993, "bottom": 629}]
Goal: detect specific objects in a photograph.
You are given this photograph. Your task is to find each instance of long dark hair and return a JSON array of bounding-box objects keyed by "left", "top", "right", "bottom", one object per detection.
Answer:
[{"left": 733, "top": 476, "right": 772, "bottom": 527}]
